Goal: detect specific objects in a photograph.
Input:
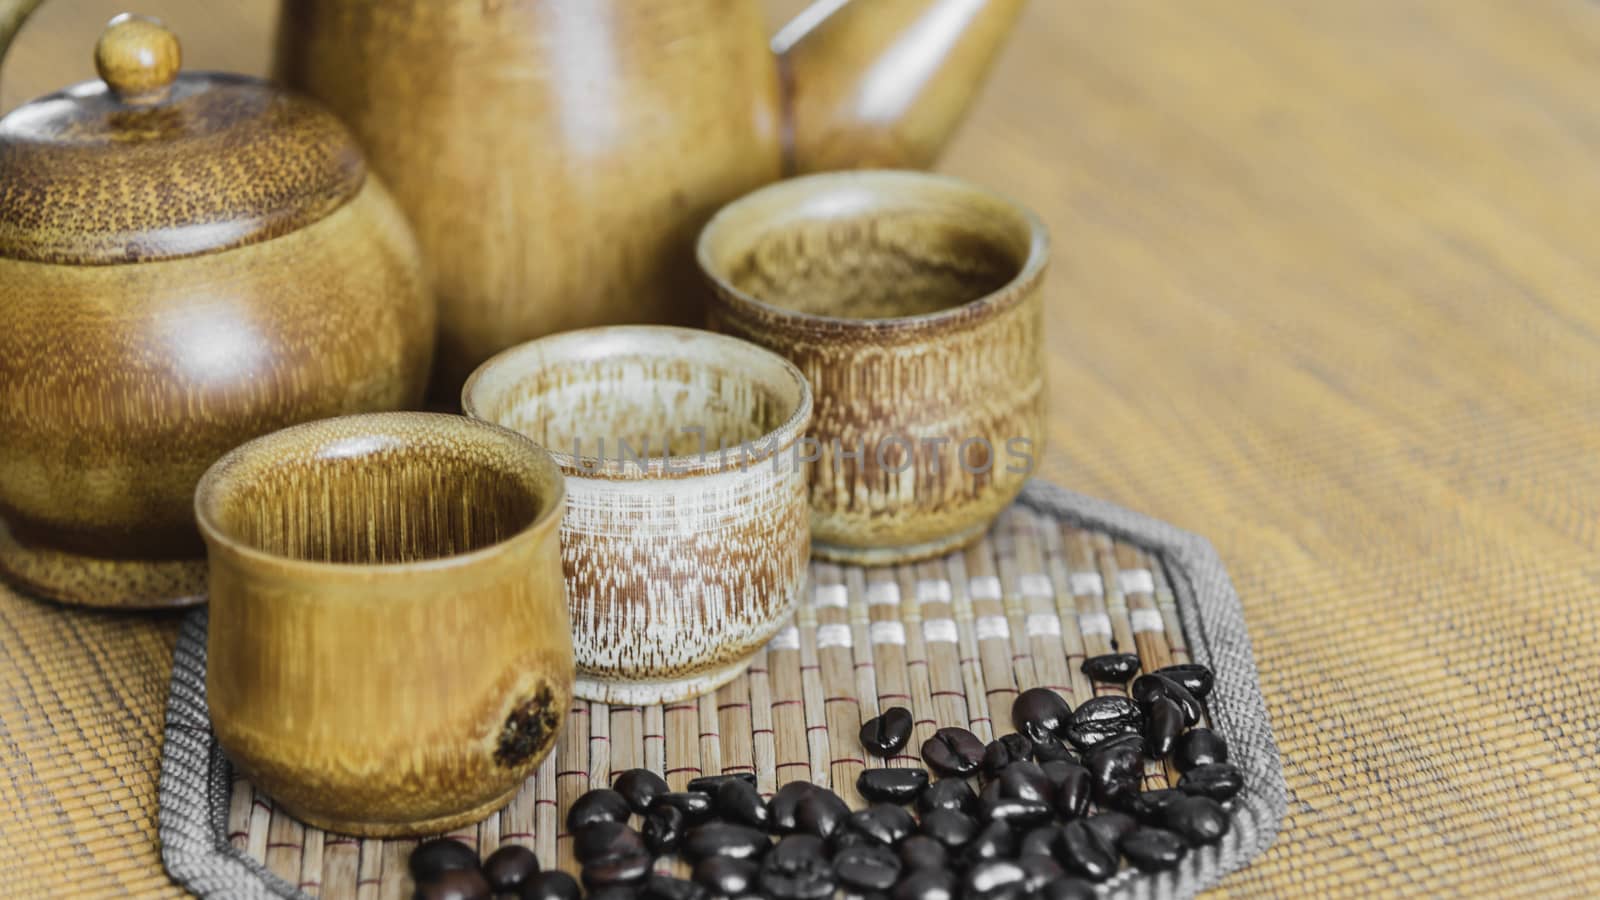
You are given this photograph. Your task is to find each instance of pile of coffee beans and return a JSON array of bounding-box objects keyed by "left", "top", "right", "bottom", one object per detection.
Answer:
[{"left": 409, "top": 658, "right": 1237, "bottom": 898}]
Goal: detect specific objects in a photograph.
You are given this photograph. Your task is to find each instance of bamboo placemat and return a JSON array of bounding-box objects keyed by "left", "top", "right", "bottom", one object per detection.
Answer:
[{"left": 158, "top": 481, "right": 1285, "bottom": 899}]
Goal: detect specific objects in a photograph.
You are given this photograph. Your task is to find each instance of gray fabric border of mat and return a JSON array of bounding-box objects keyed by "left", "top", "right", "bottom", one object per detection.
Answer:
[{"left": 158, "top": 479, "right": 1287, "bottom": 899}]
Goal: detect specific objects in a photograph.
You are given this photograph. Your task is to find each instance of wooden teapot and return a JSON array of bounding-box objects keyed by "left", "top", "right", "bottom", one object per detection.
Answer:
[
  {"left": 269, "top": 0, "right": 1025, "bottom": 395},
  {"left": 0, "top": 14, "right": 435, "bottom": 608}
]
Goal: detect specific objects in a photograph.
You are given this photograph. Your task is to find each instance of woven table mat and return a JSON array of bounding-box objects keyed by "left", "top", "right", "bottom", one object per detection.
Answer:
[{"left": 158, "top": 480, "right": 1285, "bottom": 898}]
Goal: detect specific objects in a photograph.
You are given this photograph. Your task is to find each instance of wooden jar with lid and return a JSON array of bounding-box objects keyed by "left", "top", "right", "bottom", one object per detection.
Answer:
[{"left": 0, "top": 15, "right": 436, "bottom": 608}]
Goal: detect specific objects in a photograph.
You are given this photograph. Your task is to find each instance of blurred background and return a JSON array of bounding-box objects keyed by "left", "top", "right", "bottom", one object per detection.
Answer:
[{"left": 3, "top": 1, "right": 1599, "bottom": 895}]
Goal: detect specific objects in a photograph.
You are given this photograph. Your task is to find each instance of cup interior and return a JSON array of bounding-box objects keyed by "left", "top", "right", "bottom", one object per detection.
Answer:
[
  {"left": 196, "top": 414, "right": 561, "bottom": 565},
  {"left": 463, "top": 327, "right": 811, "bottom": 475},
  {"left": 698, "top": 171, "right": 1040, "bottom": 320}
]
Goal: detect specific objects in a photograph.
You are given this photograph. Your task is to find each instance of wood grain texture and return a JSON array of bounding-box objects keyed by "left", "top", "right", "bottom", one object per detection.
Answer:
[
  {"left": 197, "top": 413, "right": 572, "bottom": 837},
  {"left": 701, "top": 170, "right": 1047, "bottom": 565},
  {"left": 0, "top": 14, "right": 366, "bottom": 265},
  {"left": 464, "top": 327, "right": 813, "bottom": 706},
  {"left": 0, "top": 179, "right": 435, "bottom": 608},
  {"left": 91, "top": 14, "right": 179, "bottom": 105},
  {"left": 3, "top": 0, "right": 1600, "bottom": 895},
  {"left": 776, "top": 0, "right": 1026, "bottom": 172},
  {"left": 271, "top": 0, "right": 1017, "bottom": 397}
]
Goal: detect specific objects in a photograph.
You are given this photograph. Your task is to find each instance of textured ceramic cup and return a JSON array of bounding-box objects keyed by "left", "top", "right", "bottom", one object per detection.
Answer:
[
  {"left": 463, "top": 326, "right": 813, "bottom": 705},
  {"left": 195, "top": 413, "right": 572, "bottom": 837},
  {"left": 699, "top": 170, "right": 1049, "bottom": 566}
]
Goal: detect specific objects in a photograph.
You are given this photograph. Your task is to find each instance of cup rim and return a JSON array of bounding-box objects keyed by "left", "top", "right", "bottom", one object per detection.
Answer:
[
  {"left": 695, "top": 169, "right": 1050, "bottom": 334},
  {"left": 461, "top": 325, "right": 814, "bottom": 479},
  {"left": 193, "top": 411, "right": 567, "bottom": 574}
]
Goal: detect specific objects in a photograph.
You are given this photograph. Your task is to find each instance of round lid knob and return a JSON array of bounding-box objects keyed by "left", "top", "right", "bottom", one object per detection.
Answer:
[{"left": 94, "top": 14, "right": 181, "bottom": 105}]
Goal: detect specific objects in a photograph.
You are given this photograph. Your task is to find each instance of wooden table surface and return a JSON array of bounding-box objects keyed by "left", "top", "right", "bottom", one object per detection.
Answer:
[{"left": 4, "top": 1, "right": 1600, "bottom": 896}]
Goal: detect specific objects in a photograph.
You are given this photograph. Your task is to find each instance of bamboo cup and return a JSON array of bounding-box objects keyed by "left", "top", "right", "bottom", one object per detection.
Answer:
[{"left": 195, "top": 412, "right": 572, "bottom": 837}]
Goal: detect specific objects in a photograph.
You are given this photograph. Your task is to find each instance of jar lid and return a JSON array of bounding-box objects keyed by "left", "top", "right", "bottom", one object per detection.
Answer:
[{"left": 0, "top": 14, "right": 365, "bottom": 264}]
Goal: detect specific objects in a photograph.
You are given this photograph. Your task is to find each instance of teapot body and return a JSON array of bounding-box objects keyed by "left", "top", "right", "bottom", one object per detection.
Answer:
[
  {"left": 0, "top": 180, "right": 435, "bottom": 606},
  {"left": 275, "top": 0, "right": 785, "bottom": 395}
]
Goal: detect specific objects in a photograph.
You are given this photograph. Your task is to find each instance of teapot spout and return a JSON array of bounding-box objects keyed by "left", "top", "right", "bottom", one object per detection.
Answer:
[{"left": 774, "top": 0, "right": 1025, "bottom": 174}]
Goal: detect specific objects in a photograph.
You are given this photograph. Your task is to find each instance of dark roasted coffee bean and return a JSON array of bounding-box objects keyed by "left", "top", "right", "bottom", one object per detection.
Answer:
[
  {"left": 1030, "top": 735, "right": 1075, "bottom": 763},
  {"left": 1084, "top": 810, "right": 1138, "bottom": 846},
  {"left": 963, "top": 820, "right": 1015, "bottom": 865},
  {"left": 892, "top": 868, "right": 956, "bottom": 900},
  {"left": 1174, "top": 728, "right": 1229, "bottom": 772},
  {"left": 568, "top": 789, "right": 631, "bottom": 831},
  {"left": 1038, "top": 877, "right": 1099, "bottom": 900},
  {"left": 575, "top": 821, "right": 645, "bottom": 865},
  {"left": 981, "top": 733, "right": 1034, "bottom": 777},
  {"left": 981, "top": 797, "right": 1052, "bottom": 826},
  {"left": 1164, "top": 795, "right": 1231, "bottom": 846},
  {"left": 1161, "top": 680, "right": 1203, "bottom": 726},
  {"left": 981, "top": 740, "right": 1014, "bottom": 778},
  {"left": 1118, "top": 787, "right": 1187, "bottom": 823},
  {"left": 963, "top": 859, "right": 1027, "bottom": 899},
  {"left": 1066, "top": 695, "right": 1143, "bottom": 749},
  {"left": 687, "top": 772, "right": 757, "bottom": 795},
  {"left": 1060, "top": 820, "right": 1119, "bottom": 881},
  {"left": 642, "top": 803, "right": 685, "bottom": 855},
  {"left": 1074, "top": 695, "right": 1143, "bottom": 725},
  {"left": 1018, "top": 855, "right": 1066, "bottom": 891},
  {"left": 769, "top": 781, "right": 816, "bottom": 833},
  {"left": 1094, "top": 730, "right": 1146, "bottom": 751},
  {"left": 858, "top": 767, "right": 930, "bottom": 804},
  {"left": 1082, "top": 653, "right": 1141, "bottom": 683},
  {"left": 1087, "top": 737, "right": 1143, "bottom": 801},
  {"left": 898, "top": 834, "right": 947, "bottom": 871},
  {"left": 1050, "top": 763, "right": 1092, "bottom": 819},
  {"left": 1121, "top": 826, "right": 1188, "bottom": 872},
  {"left": 1040, "top": 758, "right": 1080, "bottom": 789},
  {"left": 521, "top": 870, "right": 581, "bottom": 900},
  {"left": 1096, "top": 775, "right": 1142, "bottom": 809},
  {"left": 482, "top": 844, "right": 539, "bottom": 894},
  {"left": 834, "top": 842, "right": 900, "bottom": 891},
  {"left": 613, "top": 769, "right": 670, "bottom": 814},
  {"left": 919, "top": 808, "right": 978, "bottom": 848},
  {"left": 1132, "top": 674, "right": 1201, "bottom": 725},
  {"left": 794, "top": 785, "right": 850, "bottom": 838},
  {"left": 409, "top": 838, "right": 480, "bottom": 882},
  {"left": 859, "top": 706, "right": 914, "bottom": 757},
  {"left": 768, "top": 832, "right": 825, "bottom": 862},
  {"left": 585, "top": 887, "right": 639, "bottom": 900},
  {"left": 998, "top": 731, "right": 1033, "bottom": 762},
  {"left": 1018, "top": 824, "right": 1060, "bottom": 858},
  {"left": 1144, "top": 695, "right": 1185, "bottom": 758},
  {"left": 650, "top": 791, "right": 715, "bottom": 825},
  {"left": 693, "top": 856, "right": 758, "bottom": 895},
  {"left": 997, "top": 761, "right": 1051, "bottom": 803},
  {"left": 849, "top": 803, "right": 916, "bottom": 845},
  {"left": 918, "top": 777, "right": 977, "bottom": 815},
  {"left": 641, "top": 874, "right": 708, "bottom": 900},
  {"left": 714, "top": 778, "right": 770, "bottom": 829},
  {"left": 830, "top": 828, "right": 879, "bottom": 857},
  {"left": 1180, "top": 762, "right": 1245, "bottom": 801},
  {"left": 760, "top": 834, "right": 835, "bottom": 899},
  {"left": 682, "top": 822, "right": 769, "bottom": 860},
  {"left": 1130, "top": 673, "right": 1166, "bottom": 704},
  {"left": 1156, "top": 663, "right": 1214, "bottom": 700},
  {"left": 979, "top": 776, "right": 1003, "bottom": 807},
  {"left": 414, "top": 868, "right": 491, "bottom": 900},
  {"left": 921, "top": 727, "right": 984, "bottom": 776},
  {"left": 581, "top": 849, "right": 653, "bottom": 887},
  {"left": 1011, "top": 687, "right": 1072, "bottom": 743}
]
